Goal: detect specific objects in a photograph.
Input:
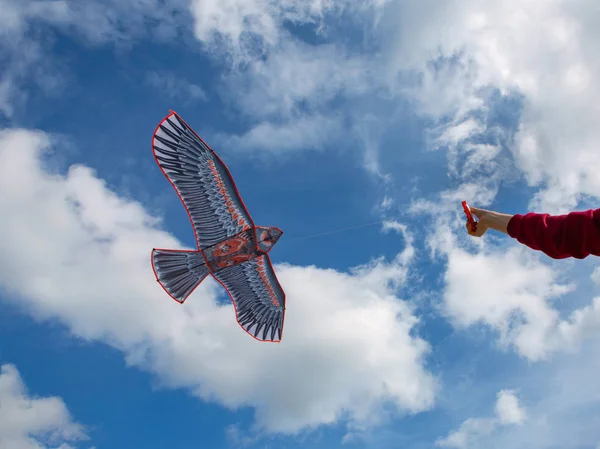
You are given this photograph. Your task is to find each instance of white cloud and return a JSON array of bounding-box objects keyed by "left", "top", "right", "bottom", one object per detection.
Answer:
[
  {"left": 437, "top": 389, "right": 525, "bottom": 448},
  {"left": 0, "top": 127, "right": 436, "bottom": 434},
  {"left": 375, "top": 0, "right": 600, "bottom": 212},
  {"left": 591, "top": 266, "right": 600, "bottom": 285},
  {"left": 191, "top": 0, "right": 600, "bottom": 205},
  {"left": 557, "top": 297, "right": 600, "bottom": 347},
  {"left": 443, "top": 245, "right": 574, "bottom": 361},
  {"left": 4, "top": 0, "right": 600, "bottom": 211},
  {"left": 0, "top": 2, "right": 59, "bottom": 117},
  {"left": 188, "top": 0, "right": 363, "bottom": 57},
  {"left": 3, "top": 0, "right": 600, "bottom": 445},
  {"left": 398, "top": 0, "right": 600, "bottom": 367},
  {"left": 495, "top": 390, "right": 526, "bottom": 425},
  {"left": 146, "top": 71, "right": 207, "bottom": 103},
  {"left": 219, "top": 113, "right": 343, "bottom": 154},
  {"left": 223, "top": 40, "right": 372, "bottom": 119},
  {"left": 444, "top": 231, "right": 600, "bottom": 361},
  {"left": 0, "top": 0, "right": 378, "bottom": 162},
  {"left": 437, "top": 418, "right": 497, "bottom": 449},
  {"left": 0, "top": 0, "right": 70, "bottom": 36},
  {"left": 0, "top": 0, "right": 190, "bottom": 117},
  {"left": 0, "top": 364, "right": 89, "bottom": 449},
  {"left": 409, "top": 181, "right": 600, "bottom": 362},
  {"left": 437, "top": 339, "right": 600, "bottom": 449},
  {"left": 214, "top": 38, "right": 375, "bottom": 156}
]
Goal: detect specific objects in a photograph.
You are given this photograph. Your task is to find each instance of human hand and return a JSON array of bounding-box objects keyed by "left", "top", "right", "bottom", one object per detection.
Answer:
[
  {"left": 465, "top": 206, "right": 512, "bottom": 237},
  {"left": 465, "top": 206, "right": 490, "bottom": 237}
]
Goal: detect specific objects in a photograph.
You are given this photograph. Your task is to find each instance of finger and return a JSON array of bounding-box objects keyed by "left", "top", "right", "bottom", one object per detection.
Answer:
[{"left": 466, "top": 221, "right": 475, "bottom": 235}]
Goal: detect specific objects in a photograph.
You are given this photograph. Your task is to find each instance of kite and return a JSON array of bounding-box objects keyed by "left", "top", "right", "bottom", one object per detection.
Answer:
[{"left": 150, "top": 111, "right": 286, "bottom": 342}]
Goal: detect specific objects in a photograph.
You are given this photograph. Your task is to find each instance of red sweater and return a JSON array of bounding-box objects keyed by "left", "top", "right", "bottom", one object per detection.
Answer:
[{"left": 507, "top": 208, "right": 600, "bottom": 259}]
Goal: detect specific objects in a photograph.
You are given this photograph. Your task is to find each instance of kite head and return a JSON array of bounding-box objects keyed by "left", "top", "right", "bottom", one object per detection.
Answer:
[{"left": 256, "top": 226, "right": 283, "bottom": 253}]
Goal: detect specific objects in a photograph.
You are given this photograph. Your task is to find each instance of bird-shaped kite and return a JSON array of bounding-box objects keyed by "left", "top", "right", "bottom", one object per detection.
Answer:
[{"left": 150, "top": 111, "right": 286, "bottom": 342}]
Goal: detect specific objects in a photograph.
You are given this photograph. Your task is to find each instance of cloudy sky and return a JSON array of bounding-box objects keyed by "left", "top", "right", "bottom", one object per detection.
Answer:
[{"left": 1, "top": 0, "right": 600, "bottom": 448}]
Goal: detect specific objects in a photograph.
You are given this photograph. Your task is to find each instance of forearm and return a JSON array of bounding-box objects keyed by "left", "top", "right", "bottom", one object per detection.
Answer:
[
  {"left": 507, "top": 209, "right": 600, "bottom": 259},
  {"left": 483, "top": 211, "right": 514, "bottom": 234}
]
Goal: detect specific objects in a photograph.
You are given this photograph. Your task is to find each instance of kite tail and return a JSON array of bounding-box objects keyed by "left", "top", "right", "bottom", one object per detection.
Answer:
[{"left": 151, "top": 249, "right": 210, "bottom": 303}]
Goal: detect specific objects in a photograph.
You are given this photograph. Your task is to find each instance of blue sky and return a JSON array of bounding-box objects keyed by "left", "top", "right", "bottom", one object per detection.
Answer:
[{"left": 1, "top": 1, "right": 600, "bottom": 449}]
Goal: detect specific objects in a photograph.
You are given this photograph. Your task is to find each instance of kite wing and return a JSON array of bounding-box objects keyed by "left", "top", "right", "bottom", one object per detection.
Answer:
[
  {"left": 213, "top": 254, "right": 285, "bottom": 342},
  {"left": 153, "top": 111, "right": 254, "bottom": 250}
]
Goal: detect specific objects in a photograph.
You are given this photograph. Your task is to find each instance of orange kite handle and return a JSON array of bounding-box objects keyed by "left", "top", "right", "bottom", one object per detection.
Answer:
[{"left": 462, "top": 201, "right": 477, "bottom": 232}]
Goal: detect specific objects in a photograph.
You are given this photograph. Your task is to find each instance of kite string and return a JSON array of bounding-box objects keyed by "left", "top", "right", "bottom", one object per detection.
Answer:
[{"left": 284, "top": 221, "right": 385, "bottom": 242}]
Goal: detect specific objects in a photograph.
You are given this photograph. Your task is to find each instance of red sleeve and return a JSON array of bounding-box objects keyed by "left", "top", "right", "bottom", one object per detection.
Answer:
[{"left": 507, "top": 208, "right": 600, "bottom": 259}]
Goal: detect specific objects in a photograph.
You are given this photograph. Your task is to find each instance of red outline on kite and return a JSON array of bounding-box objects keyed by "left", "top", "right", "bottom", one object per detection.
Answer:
[{"left": 150, "top": 110, "right": 285, "bottom": 343}]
